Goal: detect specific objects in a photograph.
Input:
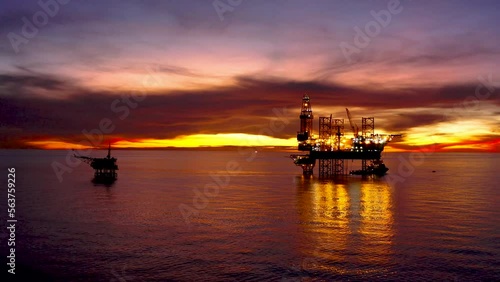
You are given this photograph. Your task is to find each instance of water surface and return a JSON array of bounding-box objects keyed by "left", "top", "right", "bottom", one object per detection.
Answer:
[{"left": 0, "top": 150, "right": 498, "bottom": 281}]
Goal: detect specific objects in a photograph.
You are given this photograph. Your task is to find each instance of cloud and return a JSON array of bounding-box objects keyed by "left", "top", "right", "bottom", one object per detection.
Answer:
[
  {"left": 1, "top": 71, "right": 499, "bottom": 149},
  {"left": 382, "top": 113, "right": 451, "bottom": 132},
  {"left": 0, "top": 73, "right": 67, "bottom": 91},
  {"left": 1, "top": 0, "right": 499, "bottom": 150}
]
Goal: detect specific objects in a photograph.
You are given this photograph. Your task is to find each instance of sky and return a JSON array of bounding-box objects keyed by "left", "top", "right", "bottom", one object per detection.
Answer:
[{"left": 0, "top": 0, "right": 499, "bottom": 151}]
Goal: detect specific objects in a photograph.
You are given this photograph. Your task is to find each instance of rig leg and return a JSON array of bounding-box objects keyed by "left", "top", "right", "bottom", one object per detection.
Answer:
[
  {"left": 334, "top": 159, "right": 345, "bottom": 176},
  {"left": 301, "top": 164, "right": 315, "bottom": 176},
  {"left": 362, "top": 159, "right": 368, "bottom": 173},
  {"left": 319, "top": 159, "right": 333, "bottom": 178}
]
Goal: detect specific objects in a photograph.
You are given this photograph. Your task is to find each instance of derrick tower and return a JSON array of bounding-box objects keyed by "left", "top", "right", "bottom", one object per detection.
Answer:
[{"left": 297, "top": 94, "right": 314, "bottom": 151}]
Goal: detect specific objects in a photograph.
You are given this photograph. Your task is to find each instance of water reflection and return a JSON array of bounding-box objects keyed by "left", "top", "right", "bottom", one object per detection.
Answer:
[
  {"left": 91, "top": 178, "right": 116, "bottom": 188},
  {"left": 295, "top": 177, "right": 394, "bottom": 278}
]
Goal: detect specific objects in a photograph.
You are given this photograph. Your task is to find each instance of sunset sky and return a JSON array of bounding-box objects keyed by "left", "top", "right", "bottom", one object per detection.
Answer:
[{"left": 1, "top": 0, "right": 499, "bottom": 151}]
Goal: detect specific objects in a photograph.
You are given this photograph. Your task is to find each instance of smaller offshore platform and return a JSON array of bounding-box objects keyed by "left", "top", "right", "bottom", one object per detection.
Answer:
[
  {"left": 290, "top": 94, "right": 401, "bottom": 177},
  {"left": 74, "top": 144, "right": 118, "bottom": 183}
]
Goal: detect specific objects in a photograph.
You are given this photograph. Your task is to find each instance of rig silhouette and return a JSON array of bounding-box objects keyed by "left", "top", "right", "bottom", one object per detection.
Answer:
[
  {"left": 74, "top": 144, "right": 118, "bottom": 183},
  {"left": 290, "top": 94, "right": 401, "bottom": 177}
]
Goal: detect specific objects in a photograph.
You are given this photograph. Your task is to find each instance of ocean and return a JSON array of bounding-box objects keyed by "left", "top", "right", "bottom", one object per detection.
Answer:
[{"left": 0, "top": 150, "right": 499, "bottom": 281}]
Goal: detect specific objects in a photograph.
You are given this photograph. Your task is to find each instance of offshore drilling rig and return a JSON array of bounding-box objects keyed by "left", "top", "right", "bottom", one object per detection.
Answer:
[
  {"left": 290, "top": 94, "right": 401, "bottom": 177},
  {"left": 74, "top": 144, "right": 118, "bottom": 183}
]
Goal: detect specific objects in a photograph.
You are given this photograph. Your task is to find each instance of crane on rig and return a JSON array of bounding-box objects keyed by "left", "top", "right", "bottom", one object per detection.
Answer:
[{"left": 345, "top": 108, "right": 359, "bottom": 138}]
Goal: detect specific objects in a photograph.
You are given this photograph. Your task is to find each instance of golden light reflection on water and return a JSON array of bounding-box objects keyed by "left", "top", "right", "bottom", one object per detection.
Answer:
[
  {"left": 296, "top": 177, "right": 394, "bottom": 276},
  {"left": 358, "top": 180, "right": 394, "bottom": 267}
]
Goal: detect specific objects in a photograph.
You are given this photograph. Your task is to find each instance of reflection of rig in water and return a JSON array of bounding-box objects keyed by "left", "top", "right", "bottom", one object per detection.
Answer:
[
  {"left": 290, "top": 95, "right": 401, "bottom": 177},
  {"left": 74, "top": 144, "right": 118, "bottom": 183}
]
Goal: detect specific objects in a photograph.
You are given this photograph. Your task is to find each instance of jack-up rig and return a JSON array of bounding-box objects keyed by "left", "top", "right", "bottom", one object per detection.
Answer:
[
  {"left": 290, "top": 95, "right": 401, "bottom": 177},
  {"left": 74, "top": 144, "right": 118, "bottom": 183}
]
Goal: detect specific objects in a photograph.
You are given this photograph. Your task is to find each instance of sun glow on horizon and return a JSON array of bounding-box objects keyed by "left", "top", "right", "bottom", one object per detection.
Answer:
[
  {"left": 26, "top": 133, "right": 297, "bottom": 149},
  {"left": 26, "top": 141, "right": 93, "bottom": 150},
  {"left": 113, "top": 133, "right": 297, "bottom": 148},
  {"left": 23, "top": 132, "right": 499, "bottom": 152}
]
